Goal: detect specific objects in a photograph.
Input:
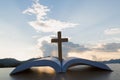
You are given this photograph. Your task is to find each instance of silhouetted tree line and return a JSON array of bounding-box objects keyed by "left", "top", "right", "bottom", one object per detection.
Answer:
[
  {"left": 0, "top": 58, "right": 41, "bottom": 68},
  {"left": 0, "top": 58, "right": 21, "bottom": 67}
]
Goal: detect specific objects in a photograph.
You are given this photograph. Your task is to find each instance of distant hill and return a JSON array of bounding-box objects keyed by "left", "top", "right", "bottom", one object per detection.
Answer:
[
  {"left": 0, "top": 58, "right": 41, "bottom": 68},
  {"left": 103, "top": 59, "right": 120, "bottom": 64},
  {"left": 0, "top": 58, "right": 22, "bottom": 67}
]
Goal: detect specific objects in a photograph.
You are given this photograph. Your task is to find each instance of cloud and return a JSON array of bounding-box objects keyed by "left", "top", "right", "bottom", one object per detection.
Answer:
[
  {"left": 114, "top": 38, "right": 120, "bottom": 42},
  {"left": 22, "top": 0, "right": 120, "bottom": 61},
  {"left": 37, "top": 36, "right": 90, "bottom": 57},
  {"left": 23, "top": 0, "right": 49, "bottom": 20},
  {"left": 34, "top": 35, "right": 120, "bottom": 61},
  {"left": 104, "top": 28, "right": 120, "bottom": 35},
  {"left": 68, "top": 42, "right": 120, "bottom": 61},
  {"left": 33, "top": 34, "right": 120, "bottom": 60},
  {"left": 62, "top": 42, "right": 90, "bottom": 53},
  {"left": 94, "top": 43, "right": 120, "bottom": 52},
  {"left": 23, "top": 0, "right": 77, "bottom": 32}
]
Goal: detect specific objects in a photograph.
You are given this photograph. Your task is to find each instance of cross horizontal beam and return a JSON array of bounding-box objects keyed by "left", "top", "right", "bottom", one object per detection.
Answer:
[{"left": 51, "top": 38, "right": 68, "bottom": 42}]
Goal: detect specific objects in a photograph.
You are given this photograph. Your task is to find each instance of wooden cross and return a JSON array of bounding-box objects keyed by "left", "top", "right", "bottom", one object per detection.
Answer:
[{"left": 51, "top": 31, "right": 68, "bottom": 63}]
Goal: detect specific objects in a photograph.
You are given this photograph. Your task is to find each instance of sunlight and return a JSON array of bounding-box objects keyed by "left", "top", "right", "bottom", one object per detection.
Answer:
[{"left": 32, "top": 66, "right": 55, "bottom": 74}]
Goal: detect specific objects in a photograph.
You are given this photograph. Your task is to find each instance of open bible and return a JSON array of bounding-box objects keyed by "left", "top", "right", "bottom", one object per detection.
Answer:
[
  {"left": 10, "top": 57, "right": 111, "bottom": 74},
  {"left": 10, "top": 31, "right": 112, "bottom": 75}
]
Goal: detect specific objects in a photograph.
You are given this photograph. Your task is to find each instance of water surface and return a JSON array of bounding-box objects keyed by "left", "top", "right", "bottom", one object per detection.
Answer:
[{"left": 0, "top": 64, "right": 120, "bottom": 80}]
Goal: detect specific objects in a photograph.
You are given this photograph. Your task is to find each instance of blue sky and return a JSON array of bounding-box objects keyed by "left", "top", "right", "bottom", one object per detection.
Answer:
[{"left": 0, "top": 0, "right": 120, "bottom": 60}]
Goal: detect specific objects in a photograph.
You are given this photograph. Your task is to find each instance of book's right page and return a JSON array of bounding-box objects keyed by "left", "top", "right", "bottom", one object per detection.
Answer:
[{"left": 62, "top": 57, "right": 112, "bottom": 72}]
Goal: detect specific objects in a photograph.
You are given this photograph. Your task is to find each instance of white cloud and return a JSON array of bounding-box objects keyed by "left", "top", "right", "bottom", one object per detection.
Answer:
[
  {"left": 104, "top": 28, "right": 120, "bottom": 35},
  {"left": 37, "top": 36, "right": 52, "bottom": 47},
  {"left": 31, "top": 35, "right": 120, "bottom": 61},
  {"left": 114, "top": 38, "right": 120, "bottom": 42},
  {"left": 22, "top": 0, "right": 78, "bottom": 57},
  {"left": 23, "top": 0, "right": 49, "bottom": 20},
  {"left": 68, "top": 42, "right": 120, "bottom": 61},
  {"left": 29, "top": 19, "right": 77, "bottom": 32},
  {"left": 36, "top": 35, "right": 90, "bottom": 57},
  {"left": 23, "top": 0, "right": 78, "bottom": 33},
  {"left": 22, "top": 0, "right": 120, "bottom": 61},
  {"left": 94, "top": 43, "right": 120, "bottom": 52}
]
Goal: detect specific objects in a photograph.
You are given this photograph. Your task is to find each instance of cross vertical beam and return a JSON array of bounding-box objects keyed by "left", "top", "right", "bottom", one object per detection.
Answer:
[
  {"left": 51, "top": 31, "right": 68, "bottom": 63},
  {"left": 58, "top": 31, "right": 62, "bottom": 63}
]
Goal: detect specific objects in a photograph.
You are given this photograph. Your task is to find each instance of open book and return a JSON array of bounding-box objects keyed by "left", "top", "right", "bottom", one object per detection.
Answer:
[{"left": 10, "top": 57, "right": 112, "bottom": 75}]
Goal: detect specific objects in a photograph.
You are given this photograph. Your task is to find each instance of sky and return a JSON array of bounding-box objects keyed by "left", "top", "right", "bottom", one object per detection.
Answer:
[{"left": 0, "top": 0, "right": 120, "bottom": 61}]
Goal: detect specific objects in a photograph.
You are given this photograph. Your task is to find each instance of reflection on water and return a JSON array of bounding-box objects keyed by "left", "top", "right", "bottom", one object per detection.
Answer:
[
  {"left": 1, "top": 64, "right": 120, "bottom": 80},
  {"left": 10, "top": 66, "right": 111, "bottom": 80}
]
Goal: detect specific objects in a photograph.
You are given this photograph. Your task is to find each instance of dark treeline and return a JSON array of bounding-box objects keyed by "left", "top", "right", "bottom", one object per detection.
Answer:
[
  {"left": 103, "top": 59, "right": 120, "bottom": 64},
  {"left": 0, "top": 58, "right": 40, "bottom": 68},
  {"left": 0, "top": 58, "right": 21, "bottom": 67}
]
